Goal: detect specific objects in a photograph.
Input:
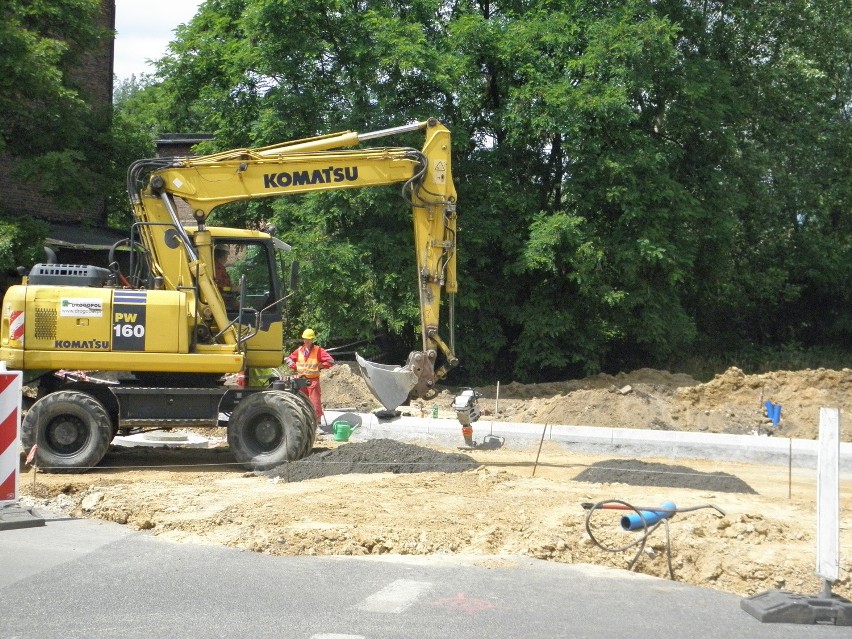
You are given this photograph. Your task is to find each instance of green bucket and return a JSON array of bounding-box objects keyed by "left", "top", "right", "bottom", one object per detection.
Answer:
[{"left": 332, "top": 420, "right": 357, "bottom": 442}]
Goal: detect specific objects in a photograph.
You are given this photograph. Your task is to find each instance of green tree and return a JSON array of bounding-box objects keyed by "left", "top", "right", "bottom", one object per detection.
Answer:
[
  {"left": 0, "top": 212, "right": 49, "bottom": 281},
  {"left": 151, "top": 0, "right": 475, "bottom": 356},
  {"left": 107, "top": 75, "right": 163, "bottom": 227},
  {"left": 141, "top": 0, "right": 852, "bottom": 382},
  {"left": 659, "top": 0, "right": 852, "bottom": 358},
  {"left": 499, "top": 0, "right": 852, "bottom": 375}
]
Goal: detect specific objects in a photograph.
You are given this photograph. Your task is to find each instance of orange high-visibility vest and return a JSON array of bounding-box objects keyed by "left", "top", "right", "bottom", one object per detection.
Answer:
[{"left": 296, "top": 347, "right": 321, "bottom": 379}]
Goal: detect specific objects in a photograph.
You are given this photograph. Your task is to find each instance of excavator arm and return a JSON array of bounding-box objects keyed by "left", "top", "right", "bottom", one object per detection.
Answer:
[{"left": 127, "top": 118, "right": 458, "bottom": 409}]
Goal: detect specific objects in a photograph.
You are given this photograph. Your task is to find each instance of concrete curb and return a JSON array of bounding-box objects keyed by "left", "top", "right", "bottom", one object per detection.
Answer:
[{"left": 323, "top": 410, "right": 852, "bottom": 472}]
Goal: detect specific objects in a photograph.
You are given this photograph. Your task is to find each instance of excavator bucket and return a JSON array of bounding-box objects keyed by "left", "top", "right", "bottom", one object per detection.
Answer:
[{"left": 356, "top": 353, "right": 419, "bottom": 412}]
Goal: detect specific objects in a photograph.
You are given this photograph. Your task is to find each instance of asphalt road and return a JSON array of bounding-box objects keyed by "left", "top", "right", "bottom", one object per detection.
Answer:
[{"left": 0, "top": 510, "right": 847, "bottom": 639}]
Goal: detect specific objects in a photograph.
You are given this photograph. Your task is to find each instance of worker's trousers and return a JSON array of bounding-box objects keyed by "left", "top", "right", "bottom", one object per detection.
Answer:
[{"left": 299, "top": 377, "right": 323, "bottom": 419}]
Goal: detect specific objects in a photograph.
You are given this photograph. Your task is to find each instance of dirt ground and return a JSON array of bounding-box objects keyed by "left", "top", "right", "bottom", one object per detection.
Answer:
[{"left": 18, "top": 365, "right": 852, "bottom": 600}]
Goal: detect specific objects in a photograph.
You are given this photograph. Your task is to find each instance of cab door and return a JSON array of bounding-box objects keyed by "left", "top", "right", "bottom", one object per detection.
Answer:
[{"left": 213, "top": 239, "right": 284, "bottom": 368}]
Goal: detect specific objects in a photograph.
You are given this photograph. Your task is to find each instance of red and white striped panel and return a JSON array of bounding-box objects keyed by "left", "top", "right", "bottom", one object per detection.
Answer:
[
  {"left": 0, "top": 368, "right": 23, "bottom": 505},
  {"left": 9, "top": 310, "right": 24, "bottom": 342}
]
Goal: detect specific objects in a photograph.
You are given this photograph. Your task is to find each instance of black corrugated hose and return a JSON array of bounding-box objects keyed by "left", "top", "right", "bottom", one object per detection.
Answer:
[{"left": 583, "top": 499, "right": 726, "bottom": 580}]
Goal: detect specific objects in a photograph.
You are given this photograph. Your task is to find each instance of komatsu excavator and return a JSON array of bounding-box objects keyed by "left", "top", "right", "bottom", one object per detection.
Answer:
[{"left": 0, "top": 118, "right": 458, "bottom": 472}]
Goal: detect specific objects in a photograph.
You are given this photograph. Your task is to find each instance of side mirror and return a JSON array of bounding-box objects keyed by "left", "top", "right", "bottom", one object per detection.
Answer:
[{"left": 289, "top": 260, "right": 300, "bottom": 291}]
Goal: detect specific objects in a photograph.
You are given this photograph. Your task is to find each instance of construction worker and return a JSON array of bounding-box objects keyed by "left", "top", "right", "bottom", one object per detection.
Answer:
[
  {"left": 285, "top": 328, "right": 335, "bottom": 419},
  {"left": 213, "top": 245, "right": 232, "bottom": 292},
  {"left": 213, "top": 244, "right": 239, "bottom": 310}
]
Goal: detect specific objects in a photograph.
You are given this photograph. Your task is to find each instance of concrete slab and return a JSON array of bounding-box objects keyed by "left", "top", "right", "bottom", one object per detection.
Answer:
[
  {"left": 0, "top": 504, "right": 45, "bottom": 531},
  {"left": 112, "top": 430, "right": 225, "bottom": 448}
]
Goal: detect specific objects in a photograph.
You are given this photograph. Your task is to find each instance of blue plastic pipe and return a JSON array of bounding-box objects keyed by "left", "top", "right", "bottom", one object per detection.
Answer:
[
  {"left": 620, "top": 500, "right": 677, "bottom": 531},
  {"left": 764, "top": 401, "right": 782, "bottom": 427}
]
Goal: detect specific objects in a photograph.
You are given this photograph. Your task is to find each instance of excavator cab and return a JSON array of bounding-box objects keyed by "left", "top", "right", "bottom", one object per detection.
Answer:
[{"left": 202, "top": 233, "right": 292, "bottom": 369}]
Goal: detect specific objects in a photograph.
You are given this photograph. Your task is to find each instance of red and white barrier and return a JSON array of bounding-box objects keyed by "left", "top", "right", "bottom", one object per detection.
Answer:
[{"left": 0, "top": 363, "right": 23, "bottom": 506}]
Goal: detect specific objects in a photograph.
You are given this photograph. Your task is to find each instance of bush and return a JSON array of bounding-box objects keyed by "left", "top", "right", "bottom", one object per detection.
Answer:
[{"left": 0, "top": 211, "right": 49, "bottom": 276}]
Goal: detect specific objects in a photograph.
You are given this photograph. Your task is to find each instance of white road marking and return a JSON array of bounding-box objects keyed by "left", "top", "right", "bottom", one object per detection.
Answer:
[
  {"left": 310, "top": 635, "right": 365, "bottom": 639},
  {"left": 356, "top": 579, "right": 433, "bottom": 614}
]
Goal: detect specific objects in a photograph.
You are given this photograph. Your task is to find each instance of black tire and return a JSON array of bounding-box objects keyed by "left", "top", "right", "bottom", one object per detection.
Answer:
[
  {"left": 288, "top": 391, "right": 319, "bottom": 456},
  {"left": 21, "top": 390, "right": 113, "bottom": 473},
  {"left": 228, "top": 391, "right": 317, "bottom": 470}
]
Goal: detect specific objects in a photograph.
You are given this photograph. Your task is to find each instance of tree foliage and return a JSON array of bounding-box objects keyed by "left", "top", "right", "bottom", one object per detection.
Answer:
[
  {"left": 0, "top": 212, "right": 49, "bottom": 279},
  {"left": 134, "top": 0, "right": 851, "bottom": 381},
  {"left": 107, "top": 75, "right": 167, "bottom": 227}
]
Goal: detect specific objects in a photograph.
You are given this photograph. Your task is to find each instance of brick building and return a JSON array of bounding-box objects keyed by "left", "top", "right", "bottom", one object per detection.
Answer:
[
  {"left": 0, "top": 2, "right": 214, "bottom": 276},
  {"left": 0, "top": 1, "right": 123, "bottom": 291},
  {"left": 0, "top": 1, "right": 116, "bottom": 232}
]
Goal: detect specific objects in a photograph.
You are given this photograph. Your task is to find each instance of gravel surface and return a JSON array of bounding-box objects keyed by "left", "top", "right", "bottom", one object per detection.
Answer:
[
  {"left": 574, "top": 458, "right": 757, "bottom": 494},
  {"left": 259, "top": 439, "right": 480, "bottom": 482}
]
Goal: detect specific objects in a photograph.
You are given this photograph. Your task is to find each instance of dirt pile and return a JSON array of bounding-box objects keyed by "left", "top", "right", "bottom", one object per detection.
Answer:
[
  {"left": 574, "top": 459, "right": 757, "bottom": 494},
  {"left": 258, "top": 439, "right": 478, "bottom": 482},
  {"left": 325, "top": 364, "right": 852, "bottom": 441}
]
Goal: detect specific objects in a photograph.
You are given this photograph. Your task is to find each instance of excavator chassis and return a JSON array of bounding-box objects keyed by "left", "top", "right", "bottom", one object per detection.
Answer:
[{"left": 20, "top": 377, "right": 317, "bottom": 473}]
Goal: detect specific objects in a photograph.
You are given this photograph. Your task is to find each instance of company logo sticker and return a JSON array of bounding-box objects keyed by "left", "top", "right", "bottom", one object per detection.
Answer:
[
  {"left": 53, "top": 340, "right": 109, "bottom": 350},
  {"left": 59, "top": 298, "right": 103, "bottom": 318}
]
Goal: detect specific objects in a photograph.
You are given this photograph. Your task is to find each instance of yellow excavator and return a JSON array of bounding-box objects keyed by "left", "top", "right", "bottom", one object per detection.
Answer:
[{"left": 0, "top": 118, "right": 458, "bottom": 472}]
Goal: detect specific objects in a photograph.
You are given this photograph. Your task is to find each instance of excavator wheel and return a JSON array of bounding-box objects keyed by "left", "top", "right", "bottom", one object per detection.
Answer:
[
  {"left": 21, "top": 390, "right": 114, "bottom": 473},
  {"left": 227, "top": 390, "right": 317, "bottom": 470},
  {"left": 284, "top": 391, "right": 318, "bottom": 456}
]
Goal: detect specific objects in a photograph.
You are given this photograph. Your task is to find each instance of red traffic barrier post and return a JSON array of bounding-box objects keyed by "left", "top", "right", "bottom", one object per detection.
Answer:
[{"left": 0, "top": 362, "right": 44, "bottom": 530}]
